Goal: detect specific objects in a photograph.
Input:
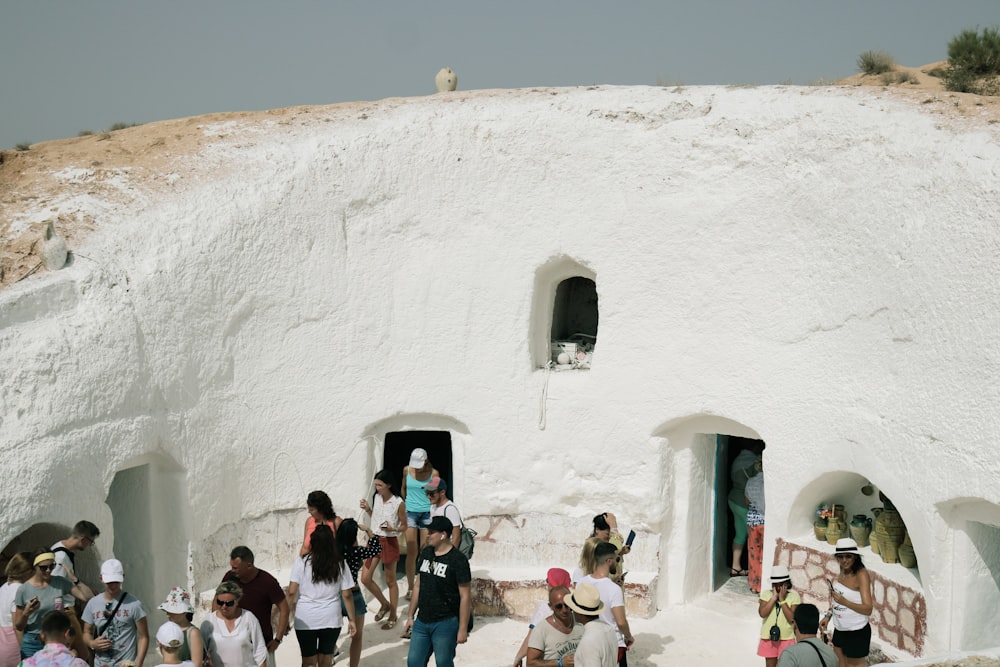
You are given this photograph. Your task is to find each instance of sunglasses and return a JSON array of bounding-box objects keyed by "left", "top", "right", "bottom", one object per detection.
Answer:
[
  {"left": 552, "top": 603, "right": 567, "bottom": 610},
  {"left": 217, "top": 599, "right": 237, "bottom": 608},
  {"left": 38, "top": 565, "right": 55, "bottom": 572}
]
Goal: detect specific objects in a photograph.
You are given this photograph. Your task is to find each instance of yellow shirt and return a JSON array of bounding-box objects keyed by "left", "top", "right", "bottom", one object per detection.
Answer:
[{"left": 758, "top": 590, "right": 800, "bottom": 640}]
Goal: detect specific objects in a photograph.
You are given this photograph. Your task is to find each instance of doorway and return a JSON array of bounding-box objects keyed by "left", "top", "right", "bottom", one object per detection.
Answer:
[
  {"left": 383, "top": 431, "right": 453, "bottom": 499},
  {"left": 714, "top": 436, "right": 765, "bottom": 591}
]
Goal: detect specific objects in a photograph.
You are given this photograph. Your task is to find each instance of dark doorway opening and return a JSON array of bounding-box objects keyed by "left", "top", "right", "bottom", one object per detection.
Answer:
[
  {"left": 383, "top": 431, "right": 454, "bottom": 499},
  {"left": 715, "top": 435, "right": 765, "bottom": 589}
]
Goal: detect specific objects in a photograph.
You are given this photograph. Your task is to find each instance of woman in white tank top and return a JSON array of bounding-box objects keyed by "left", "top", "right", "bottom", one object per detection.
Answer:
[{"left": 821, "top": 538, "right": 873, "bottom": 667}]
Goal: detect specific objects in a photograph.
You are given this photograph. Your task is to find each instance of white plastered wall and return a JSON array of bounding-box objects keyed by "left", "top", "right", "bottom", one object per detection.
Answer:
[{"left": 1, "top": 85, "right": 999, "bottom": 656}]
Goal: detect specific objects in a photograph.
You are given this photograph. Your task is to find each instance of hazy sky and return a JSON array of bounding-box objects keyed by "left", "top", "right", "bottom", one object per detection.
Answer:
[{"left": 2, "top": 1, "right": 997, "bottom": 150}]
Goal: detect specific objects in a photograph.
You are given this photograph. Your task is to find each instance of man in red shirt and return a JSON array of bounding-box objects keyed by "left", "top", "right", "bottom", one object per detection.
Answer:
[{"left": 220, "top": 546, "right": 289, "bottom": 666}]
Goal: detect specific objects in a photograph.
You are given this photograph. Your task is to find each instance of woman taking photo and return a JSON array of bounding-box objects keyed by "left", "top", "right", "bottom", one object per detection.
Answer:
[
  {"left": 288, "top": 524, "right": 355, "bottom": 667},
  {"left": 400, "top": 448, "right": 438, "bottom": 601},
  {"left": 359, "top": 469, "right": 406, "bottom": 631},
  {"left": 202, "top": 582, "right": 266, "bottom": 667},
  {"left": 756, "top": 565, "right": 799, "bottom": 667},
  {"left": 13, "top": 550, "right": 90, "bottom": 659},
  {"left": 820, "top": 538, "right": 873, "bottom": 667},
  {"left": 158, "top": 587, "right": 205, "bottom": 665},
  {"left": 336, "top": 519, "right": 382, "bottom": 667},
  {"left": 301, "top": 491, "right": 342, "bottom": 557}
]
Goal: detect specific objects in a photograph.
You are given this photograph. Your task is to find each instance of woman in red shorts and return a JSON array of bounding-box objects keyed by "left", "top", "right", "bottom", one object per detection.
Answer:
[{"left": 359, "top": 469, "right": 406, "bottom": 630}]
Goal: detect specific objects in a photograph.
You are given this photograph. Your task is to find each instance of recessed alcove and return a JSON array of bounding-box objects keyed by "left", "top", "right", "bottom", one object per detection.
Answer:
[
  {"left": 530, "top": 257, "right": 598, "bottom": 370},
  {"left": 783, "top": 472, "right": 926, "bottom": 656}
]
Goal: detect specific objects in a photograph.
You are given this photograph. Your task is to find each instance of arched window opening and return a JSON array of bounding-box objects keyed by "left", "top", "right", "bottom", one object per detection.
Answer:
[{"left": 550, "top": 276, "right": 598, "bottom": 368}]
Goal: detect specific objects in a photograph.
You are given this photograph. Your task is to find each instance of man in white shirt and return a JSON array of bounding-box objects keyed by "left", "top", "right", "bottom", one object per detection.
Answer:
[
  {"left": 51, "top": 521, "right": 99, "bottom": 660},
  {"left": 426, "top": 477, "right": 463, "bottom": 549},
  {"left": 563, "top": 584, "right": 616, "bottom": 667},
  {"left": 579, "top": 543, "right": 633, "bottom": 666}
]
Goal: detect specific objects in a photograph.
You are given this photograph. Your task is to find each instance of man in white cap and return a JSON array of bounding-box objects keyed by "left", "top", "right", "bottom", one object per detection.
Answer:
[
  {"left": 82, "top": 559, "right": 149, "bottom": 667},
  {"left": 152, "top": 621, "right": 194, "bottom": 667},
  {"left": 564, "top": 583, "right": 616, "bottom": 667}
]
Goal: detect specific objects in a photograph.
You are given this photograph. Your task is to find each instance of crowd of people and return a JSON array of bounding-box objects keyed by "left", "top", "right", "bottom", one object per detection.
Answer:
[
  {"left": 0, "top": 449, "right": 479, "bottom": 667},
  {"left": 0, "top": 444, "right": 873, "bottom": 667}
]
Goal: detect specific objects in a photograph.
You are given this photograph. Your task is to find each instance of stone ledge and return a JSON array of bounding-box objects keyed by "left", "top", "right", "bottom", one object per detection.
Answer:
[{"left": 470, "top": 567, "right": 657, "bottom": 619}]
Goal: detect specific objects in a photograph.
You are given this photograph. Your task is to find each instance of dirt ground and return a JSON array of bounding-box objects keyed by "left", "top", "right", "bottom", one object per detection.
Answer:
[{"left": 2, "top": 62, "right": 998, "bottom": 290}]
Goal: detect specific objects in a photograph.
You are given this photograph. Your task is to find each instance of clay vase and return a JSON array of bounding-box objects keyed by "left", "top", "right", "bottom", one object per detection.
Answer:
[
  {"left": 870, "top": 531, "right": 882, "bottom": 555},
  {"left": 826, "top": 517, "right": 845, "bottom": 545},
  {"left": 850, "top": 514, "right": 872, "bottom": 547},
  {"left": 814, "top": 520, "right": 828, "bottom": 541},
  {"left": 435, "top": 67, "right": 458, "bottom": 92},
  {"left": 898, "top": 543, "right": 917, "bottom": 568},
  {"left": 874, "top": 507, "right": 905, "bottom": 564}
]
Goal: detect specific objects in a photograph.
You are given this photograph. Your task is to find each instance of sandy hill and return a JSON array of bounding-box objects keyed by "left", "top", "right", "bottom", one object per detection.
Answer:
[{"left": 1, "top": 62, "right": 997, "bottom": 290}]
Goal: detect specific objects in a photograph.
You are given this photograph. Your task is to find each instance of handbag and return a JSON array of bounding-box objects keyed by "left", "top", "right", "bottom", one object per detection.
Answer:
[{"left": 444, "top": 502, "right": 477, "bottom": 560}]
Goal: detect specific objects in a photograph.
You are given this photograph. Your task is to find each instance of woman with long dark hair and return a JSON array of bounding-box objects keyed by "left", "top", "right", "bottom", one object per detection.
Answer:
[
  {"left": 335, "top": 519, "right": 382, "bottom": 667},
  {"left": 288, "top": 525, "right": 355, "bottom": 667},
  {"left": 820, "top": 539, "right": 873, "bottom": 667},
  {"left": 359, "top": 469, "right": 406, "bottom": 631},
  {"left": 300, "top": 491, "right": 342, "bottom": 557}
]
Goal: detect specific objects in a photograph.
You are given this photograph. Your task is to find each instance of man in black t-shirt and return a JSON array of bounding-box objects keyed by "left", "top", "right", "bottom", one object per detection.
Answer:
[{"left": 404, "top": 516, "right": 471, "bottom": 667}]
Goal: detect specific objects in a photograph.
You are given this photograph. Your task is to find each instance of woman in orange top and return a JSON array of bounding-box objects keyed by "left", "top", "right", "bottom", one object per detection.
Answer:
[{"left": 300, "top": 490, "right": 342, "bottom": 556}]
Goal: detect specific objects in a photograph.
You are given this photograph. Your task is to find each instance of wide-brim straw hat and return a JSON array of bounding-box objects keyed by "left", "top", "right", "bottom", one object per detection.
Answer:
[{"left": 564, "top": 583, "right": 605, "bottom": 616}]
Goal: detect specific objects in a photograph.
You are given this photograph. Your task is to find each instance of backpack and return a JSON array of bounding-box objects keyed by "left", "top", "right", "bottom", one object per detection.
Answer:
[
  {"left": 459, "top": 526, "right": 477, "bottom": 560},
  {"left": 443, "top": 502, "right": 477, "bottom": 560}
]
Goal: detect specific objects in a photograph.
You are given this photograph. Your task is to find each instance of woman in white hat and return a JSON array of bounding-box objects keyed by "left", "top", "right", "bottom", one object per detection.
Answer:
[
  {"left": 158, "top": 587, "right": 204, "bottom": 666},
  {"left": 756, "top": 565, "right": 799, "bottom": 666},
  {"left": 400, "top": 448, "right": 438, "bottom": 602},
  {"left": 820, "top": 538, "right": 873, "bottom": 667}
]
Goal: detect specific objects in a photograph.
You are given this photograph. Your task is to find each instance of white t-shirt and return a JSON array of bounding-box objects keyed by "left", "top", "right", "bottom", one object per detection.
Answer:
[
  {"left": 573, "top": 620, "right": 617, "bottom": 667},
  {"left": 430, "top": 501, "right": 463, "bottom": 527},
  {"left": 527, "top": 617, "right": 583, "bottom": 661},
  {"left": 289, "top": 556, "right": 354, "bottom": 629},
  {"left": 0, "top": 582, "right": 21, "bottom": 627},
  {"left": 579, "top": 575, "right": 625, "bottom": 648}
]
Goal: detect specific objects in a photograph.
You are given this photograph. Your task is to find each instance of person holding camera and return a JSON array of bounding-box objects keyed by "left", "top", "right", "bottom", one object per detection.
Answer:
[{"left": 756, "top": 565, "right": 799, "bottom": 667}]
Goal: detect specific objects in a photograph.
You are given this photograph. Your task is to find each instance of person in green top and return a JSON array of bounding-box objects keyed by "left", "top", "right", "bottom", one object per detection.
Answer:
[{"left": 728, "top": 439, "right": 764, "bottom": 576}]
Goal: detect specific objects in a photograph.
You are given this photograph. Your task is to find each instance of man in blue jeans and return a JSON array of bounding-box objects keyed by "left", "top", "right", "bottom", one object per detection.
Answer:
[{"left": 404, "top": 516, "right": 471, "bottom": 667}]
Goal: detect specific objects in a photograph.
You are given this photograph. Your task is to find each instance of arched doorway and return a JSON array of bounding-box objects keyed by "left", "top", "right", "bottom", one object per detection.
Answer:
[
  {"left": 106, "top": 453, "right": 189, "bottom": 608},
  {"left": 653, "top": 415, "right": 762, "bottom": 606}
]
